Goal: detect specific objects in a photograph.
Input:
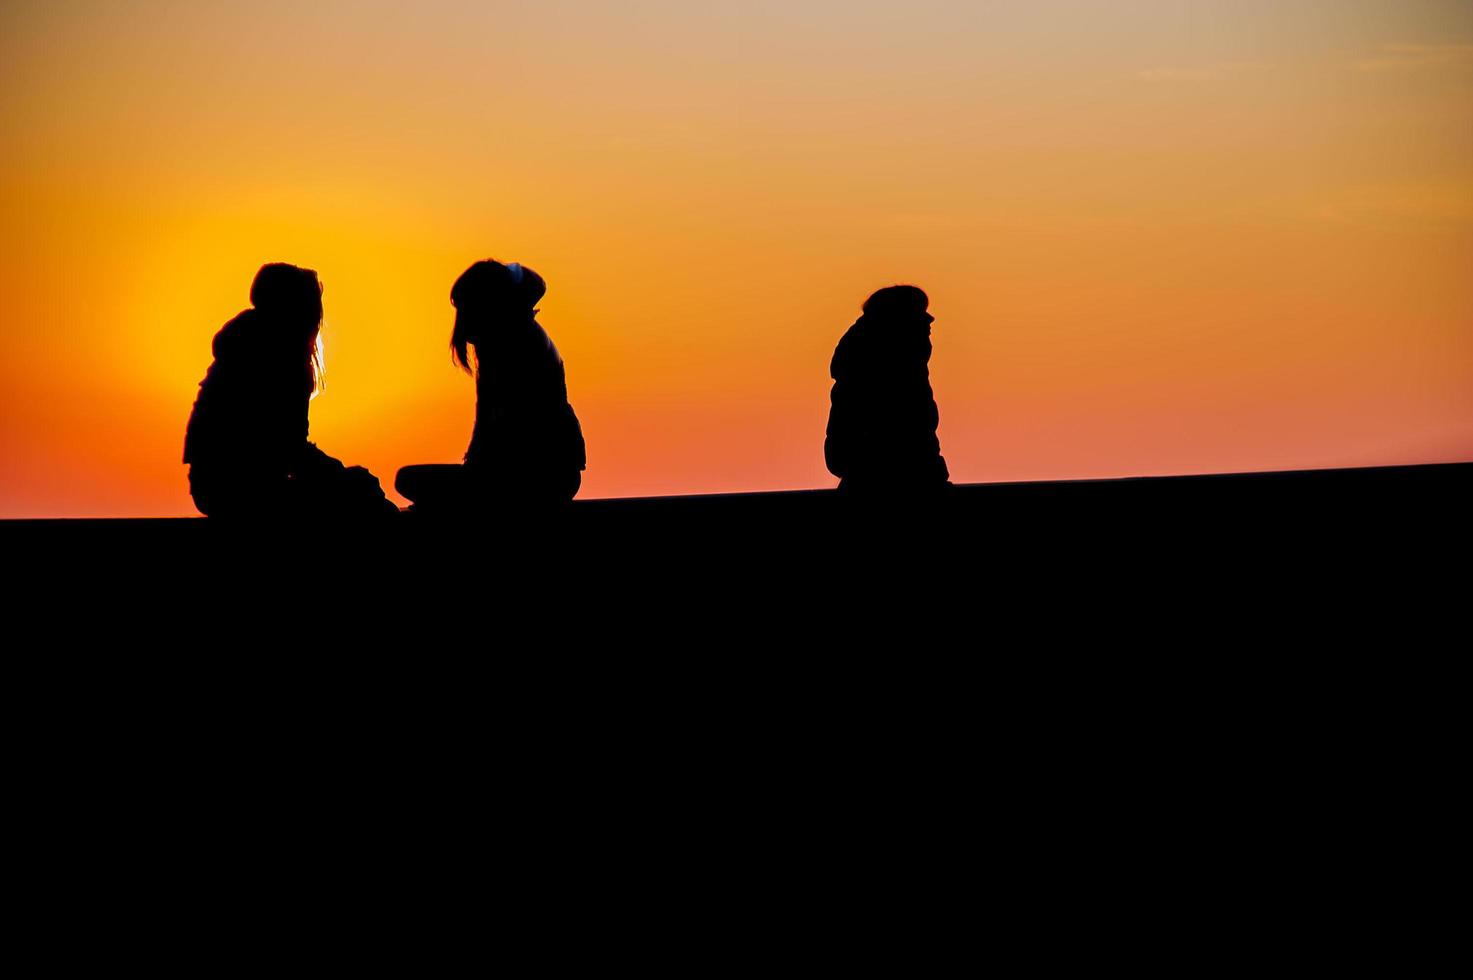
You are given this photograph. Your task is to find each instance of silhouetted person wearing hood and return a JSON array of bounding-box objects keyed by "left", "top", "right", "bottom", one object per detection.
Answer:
[
  {"left": 824, "top": 285, "right": 950, "bottom": 493},
  {"left": 395, "top": 259, "right": 586, "bottom": 510},
  {"left": 183, "top": 263, "right": 396, "bottom": 517}
]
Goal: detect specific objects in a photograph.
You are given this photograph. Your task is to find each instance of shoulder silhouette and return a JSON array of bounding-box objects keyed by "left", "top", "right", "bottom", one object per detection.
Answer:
[
  {"left": 824, "top": 284, "right": 950, "bottom": 493},
  {"left": 183, "top": 263, "right": 396, "bottom": 518}
]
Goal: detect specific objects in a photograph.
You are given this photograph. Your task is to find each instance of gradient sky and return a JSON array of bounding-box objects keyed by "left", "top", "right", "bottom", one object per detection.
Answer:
[{"left": 2, "top": 0, "right": 1470, "bottom": 516}]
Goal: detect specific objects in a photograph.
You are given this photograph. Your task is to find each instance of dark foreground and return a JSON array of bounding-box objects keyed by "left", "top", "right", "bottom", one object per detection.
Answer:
[
  {"left": 5, "top": 463, "right": 1466, "bottom": 953},
  {"left": 8, "top": 460, "right": 1466, "bottom": 637},
  {"left": 10, "top": 459, "right": 1466, "bottom": 714}
]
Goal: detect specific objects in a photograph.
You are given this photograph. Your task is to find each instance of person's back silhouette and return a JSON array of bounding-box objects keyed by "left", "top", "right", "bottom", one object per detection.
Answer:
[
  {"left": 395, "top": 259, "right": 586, "bottom": 510},
  {"left": 824, "top": 285, "right": 950, "bottom": 493},
  {"left": 183, "top": 263, "right": 395, "bottom": 517}
]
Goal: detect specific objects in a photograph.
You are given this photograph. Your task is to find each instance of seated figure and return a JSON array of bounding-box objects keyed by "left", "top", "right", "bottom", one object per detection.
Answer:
[
  {"left": 183, "top": 263, "right": 396, "bottom": 518},
  {"left": 824, "top": 285, "right": 950, "bottom": 493},
  {"left": 396, "top": 259, "right": 586, "bottom": 512}
]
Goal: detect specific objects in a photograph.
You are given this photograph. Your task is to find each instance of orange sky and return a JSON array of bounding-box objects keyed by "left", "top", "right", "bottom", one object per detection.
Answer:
[{"left": 2, "top": 0, "right": 1470, "bottom": 517}]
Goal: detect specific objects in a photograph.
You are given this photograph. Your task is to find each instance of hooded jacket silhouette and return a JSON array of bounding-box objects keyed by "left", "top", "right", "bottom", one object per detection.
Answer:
[
  {"left": 184, "top": 308, "right": 315, "bottom": 479},
  {"left": 824, "top": 287, "right": 949, "bottom": 490}
]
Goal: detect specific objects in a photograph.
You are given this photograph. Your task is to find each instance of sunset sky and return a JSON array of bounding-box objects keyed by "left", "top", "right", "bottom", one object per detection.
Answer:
[{"left": 2, "top": 0, "right": 1470, "bottom": 516}]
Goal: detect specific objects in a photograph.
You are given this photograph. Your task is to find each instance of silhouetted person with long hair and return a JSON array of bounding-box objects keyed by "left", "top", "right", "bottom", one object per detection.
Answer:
[
  {"left": 824, "top": 285, "right": 950, "bottom": 493},
  {"left": 396, "top": 260, "right": 586, "bottom": 510},
  {"left": 183, "top": 263, "right": 396, "bottom": 517}
]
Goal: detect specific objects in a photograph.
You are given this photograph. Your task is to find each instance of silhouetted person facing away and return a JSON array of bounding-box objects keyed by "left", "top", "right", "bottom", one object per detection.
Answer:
[
  {"left": 396, "top": 260, "right": 586, "bottom": 510},
  {"left": 825, "top": 285, "right": 950, "bottom": 493},
  {"left": 183, "top": 263, "right": 396, "bottom": 517}
]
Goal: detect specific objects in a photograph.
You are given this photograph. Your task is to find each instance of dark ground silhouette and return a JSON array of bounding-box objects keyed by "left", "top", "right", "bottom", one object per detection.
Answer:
[
  {"left": 183, "top": 263, "right": 395, "bottom": 517},
  {"left": 10, "top": 461, "right": 1467, "bottom": 612},
  {"left": 7, "top": 461, "right": 1465, "bottom": 884},
  {"left": 826, "top": 285, "right": 950, "bottom": 493},
  {"left": 397, "top": 260, "right": 586, "bottom": 510}
]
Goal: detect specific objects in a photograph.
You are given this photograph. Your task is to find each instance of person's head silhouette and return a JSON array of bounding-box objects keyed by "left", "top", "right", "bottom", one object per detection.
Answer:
[
  {"left": 245, "top": 263, "right": 325, "bottom": 384},
  {"left": 450, "top": 259, "right": 547, "bottom": 372},
  {"left": 251, "top": 263, "right": 323, "bottom": 333},
  {"left": 862, "top": 285, "right": 932, "bottom": 329}
]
